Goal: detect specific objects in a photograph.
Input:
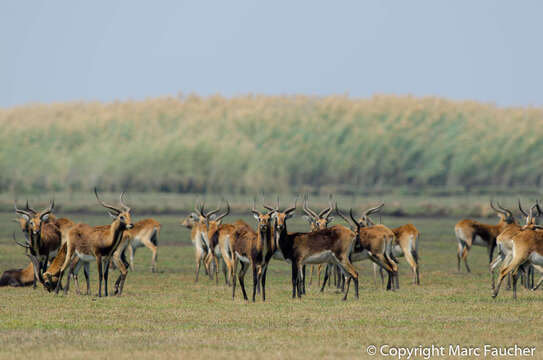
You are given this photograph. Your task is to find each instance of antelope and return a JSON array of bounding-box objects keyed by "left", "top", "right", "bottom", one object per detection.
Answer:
[
  {"left": 123, "top": 218, "right": 161, "bottom": 272},
  {"left": 269, "top": 199, "right": 360, "bottom": 300},
  {"left": 332, "top": 204, "right": 398, "bottom": 291},
  {"left": 491, "top": 201, "right": 540, "bottom": 290},
  {"left": 455, "top": 201, "right": 516, "bottom": 273},
  {"left": 54, "top": 189, "right": 133, "bottom": 297},
  {"left": 357, "top": 212, "right": 421, "bottom": 286},
  {"left": 492, "top": 219, "right": 543, "bottom": 299},
  {"left": 0, "top": 233, "right": 36, "bottom": 287},
  {"left": 301, "top": 196, "right": 335, "bottom": 287},
  {"left": 230, "top": 201, "right": 274, "bottom": 301},
  {"left": 181, "top": 202, "right": 220, "bottom": 282}
]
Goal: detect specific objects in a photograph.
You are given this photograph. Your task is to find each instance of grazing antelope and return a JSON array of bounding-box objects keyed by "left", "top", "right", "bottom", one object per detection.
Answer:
[
  {"left": 455, "top": 201, "right": 516, "bottom": 273},
  {"left": 333, "top": 204, "right": 399, "bottom": 291},
  {"left": 54, "top": 190, "right": 133, "bottom": 297},
  {"left": 302, "top": 196, "right": 335, "bottom": 287},
  {"left": 492, "top": 220, "right": 543, "bottom": 299},
  {"left": 230, "top": 202, "right": 274, "bottom": 301},
  {"left": 124, "top": 218, "right": 161, "bottom": 272},
  {"left": 270, "top": 199, "right": 360, "bottom": 300}
]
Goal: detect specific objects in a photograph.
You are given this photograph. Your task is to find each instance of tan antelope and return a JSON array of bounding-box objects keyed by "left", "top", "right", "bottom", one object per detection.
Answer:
[
  {"left": 269, "top": 199, "right": 360, "bottom": 300},
  {"left": 230, "top": 202, "right": 274, "bottom": 301},
  {"left": 455, "top": 201, "right": 516, "bottom": 273},
  {"left": 358, "top": 212, "right": 421, "bottom": 286},
  {"left": 332, "top": 203, "right": 399, "bottom": 291},
  {"left": 123, "top": 218, "right": 161, "bottom": 272},
  {"left": 54, "top": 189, "right": 133, "bottom": 297},
  {"left": 0, "top": 232, "right": 37, "bottom": 287},
  {"left": 491, "top": 201, "right": 540, "bottom": 290},
  {"left": 301, "top": 195, "right": 335, "bottom": 287},
  {"left": 492, "top": 219, "right": 543, "bottom": 299}
]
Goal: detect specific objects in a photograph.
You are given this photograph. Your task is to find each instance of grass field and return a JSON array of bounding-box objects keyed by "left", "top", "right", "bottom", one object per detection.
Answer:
[{"left": 0, "top": 212, "right": 542, "bottom": 359}]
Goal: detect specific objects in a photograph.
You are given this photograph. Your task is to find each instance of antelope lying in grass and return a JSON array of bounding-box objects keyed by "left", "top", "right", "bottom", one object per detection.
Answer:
[
  {"left": 123, "top": 218, "right": 161, "bottom": 272},
  {"left": 333, "top": 204, "right": 399, "bottom": 291},
  {"left": 493, "top": 216, "right": 543, "bottom": 299},
  {"left": 455, "top": 201, "right": 516, "bottom": 272},
  {"left": 0, "top": 233, "right": 36, "bottom": 287},
  {"left": 269, "top": 199, "right": 360, "bottom": 300},
  {"left": 54, "top": 190, "right": 133, "bottom": 297},
  {"left": 491, "top": 201, "right": 540, "bottom": 290},
  {"left": 230, "top": 202, "right": 274, "bottom": 301}
]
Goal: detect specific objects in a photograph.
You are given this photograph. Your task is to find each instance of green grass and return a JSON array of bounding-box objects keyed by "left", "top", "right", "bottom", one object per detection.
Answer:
[
  {"left": 2, "top": 94, "right": 543, "bottom": 195},
  {"left": 0, "top": 212, "right": 542, "bottom": 359}
]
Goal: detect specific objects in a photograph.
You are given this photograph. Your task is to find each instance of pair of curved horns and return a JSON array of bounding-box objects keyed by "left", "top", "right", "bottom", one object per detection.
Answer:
[
  {"left": 94, "top": 188, "right": 130, "bottom": 214},
  {"left": 303, "top": 194, "right": 333, "bottom": 220},
  {"left": 263, "top": 196, "right": 297, "bottom": 215}
]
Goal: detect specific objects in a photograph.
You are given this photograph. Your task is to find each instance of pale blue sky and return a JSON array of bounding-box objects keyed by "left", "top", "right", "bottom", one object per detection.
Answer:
[{"left": 1, "top": 1, "right": 542, "bottom": 107}]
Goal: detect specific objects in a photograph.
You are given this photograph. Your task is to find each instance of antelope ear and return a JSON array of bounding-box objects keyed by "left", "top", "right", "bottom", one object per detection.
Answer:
[
  {"left": 302, "top": 215, "right": 313, "bottom": 224},
  {"left": 209, "top": 214, "right": 217, "bottom": 220},
  {"left": 108, "top": 211, "right": 118, "bottom": 219},
  {"left": 41, "top": 214, "right": 50, "bottom": 222},
  {"left": 327, "top": 216, "right": 335, "bottom": 223},
  {"left": 216, "top": 220, "right": 222, "bottom": 225},
  {"left": 286, "top": 212, "right": 295, "bottom": 219},
  {"left": 253, "top": 213, "right": 260, "bottom": 221}
]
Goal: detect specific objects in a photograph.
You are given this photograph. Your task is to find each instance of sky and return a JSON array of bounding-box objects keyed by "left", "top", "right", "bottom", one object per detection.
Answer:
[{"left": 1, "top": 1, "right": 542, "bottom": 108}]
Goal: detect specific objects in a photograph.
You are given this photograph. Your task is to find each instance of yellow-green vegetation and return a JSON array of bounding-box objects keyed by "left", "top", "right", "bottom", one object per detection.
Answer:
[
  {"left": 0, "top": 213, "right": 541, "bottom": 359},
  {"left": 2, "top": 95, "right": 543, "bottom": 194}
]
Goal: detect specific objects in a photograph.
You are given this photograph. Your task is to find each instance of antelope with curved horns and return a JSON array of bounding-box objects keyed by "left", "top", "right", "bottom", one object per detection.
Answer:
[
  {"left": 491, "top": 201, "right": 540, "bottom": 290},
  {"left": 492, "top": 214, "right": 543, "bottom": 299},
  {"left": 333, "top": 204, "right": 398, "bottom": 291},
  {"left": 230, "top": 200, "right": 274, "bottom": 301},
  {"left": 1, "top": 233, "right": 38, "bottom": 287},
  {"left": 454, "top": 201, "right": 516, "bottom": 273},
  {"left": 269, "top": 198, "right": 360, "bottom": 300},
  {"left": 301, "top": 195, "right": 337, "bottom": 288},
  {"left": 54, "top": 189, "right": 133, "bottom": 297}
]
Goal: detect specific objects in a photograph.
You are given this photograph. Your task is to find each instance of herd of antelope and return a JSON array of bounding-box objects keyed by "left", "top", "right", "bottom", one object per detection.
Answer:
[{"left": 2, "top": 190, "right": 541, "bottom": 301}]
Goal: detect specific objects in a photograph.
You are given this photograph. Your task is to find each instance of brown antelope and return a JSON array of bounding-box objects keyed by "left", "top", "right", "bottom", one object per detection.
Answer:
[
  {"left": 54, "top": 189, "right": 134, "bottom": 297},
  {"left": 455, "top": 201, "right": 516, "bottom": 273},
  {"left": 359, "top": 213, "right": 421, "bottom": 286},
  {"left": 491, "top": 201, "right": 540, "bottom": 290},
  {"left": 0, "top": 263, "right": 35, "bottom": 287},
  {"left": 230, "top": 202, "right": 274, "bottom": 301},
  {"left": 492, "top": 219, "right": 543, "bottom": 299},
  {"left": 181, "top": 202, "right": 220, "bottom": 282},
  {"left": 333, "top": 203, "right": 399, "bottom": 291},
  {"left": 301, "top": 196, "right": 335, "bottom": 287},
  {"left": 123, "top": 218, "right": 161, "bottom": 272},
  {"left": 269, "top": 199, "right": 360, "bottom": 300}
]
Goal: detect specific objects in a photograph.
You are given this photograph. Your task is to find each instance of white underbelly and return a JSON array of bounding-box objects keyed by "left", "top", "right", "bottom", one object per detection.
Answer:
[
  {"left": 235, "top": 252, "right": 250, "bottom": 263},
  {"left": 75, "top": 251, "right": 95, "bottom": 263},
  {"left": 351, "top": 250, "right": 370, "bottom": 262},
  {"left": 131, "top": 237, "right": 143, "bottom": 248},
  {"left": 529, "top": 252, "right": 543, "bottom": 266},
  {"left": 473, "top": 236, "right": 487, "bottom": 247},
  {"left": 303, "top": 251, "right": 335, "bottom": 265}
]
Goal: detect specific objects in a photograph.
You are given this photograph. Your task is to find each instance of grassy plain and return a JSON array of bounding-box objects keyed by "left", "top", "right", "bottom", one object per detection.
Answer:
[{"left": 0, "top": 212, "right": 542, "bottom": 359}]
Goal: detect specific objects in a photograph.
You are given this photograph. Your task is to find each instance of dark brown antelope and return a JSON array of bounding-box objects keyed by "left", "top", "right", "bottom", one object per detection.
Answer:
[
  {"left": 269, "top": 199, "right": 359, "bottom": 300},
  {"left": 230, "top": 202, "right": 274, "bottom": 301},
  {"left": 54, "top": 189, "right": 134, "bottom": 297},
  {"left": 455, "top": 201, "right": 516, "bottom": 272}
]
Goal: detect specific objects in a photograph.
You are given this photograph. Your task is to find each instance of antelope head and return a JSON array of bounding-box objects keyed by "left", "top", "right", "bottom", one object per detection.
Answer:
[
  {"left": 28, "top": 200, "right": 55, "bottom": 238},
  {"left": 357, "top": 203, "right": 384, "bottom": 227},
  {"left": 490, "top": 201, "right": 515, "bottom": 224},
  {"left": 302, "top": 194, "right": 334, "bottom": 231},
  {"left": 94, "top": 189, "right": 134, "bottom": 230},
  {"left": 251, "top": 199, "right": 273, "bottom": 233},
  {"left": 265, "top": 196, "right": 297, "bottom": 235},
  {"left": 13, "top": 201, "right": 34, "bottom": 241}
]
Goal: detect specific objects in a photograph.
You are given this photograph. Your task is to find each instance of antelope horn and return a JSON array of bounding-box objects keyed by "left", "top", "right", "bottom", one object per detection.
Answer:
[
  {"left": 215, "top": 199, "right": 230, "bottom": 222},
  {"left": 40, "top": 199, "right": 55, "bottom": 220},
  {"left": 284, "top": 197, "right": 297, "bottom": 215},
  {"left": 536, "top": 200, "right": 542, "bottom": 216},
  {"left": 119, "top": 192, "right": 131, "bottom": 212},
  {"left": 25, "top": 200, "right": 37, "bottom": 214},
  {"left": 496, "top": 202, "right": 513, "bottom": 218},
  {"left": 205, "top": 201, "right": 221, "bottom": 218},
  {"left": 364, "top": 203, "right": 384, "bottom": 217},
  {"left": 319, "top": 195, "right": 334, "bottom": 219},
  {"left": 334, "top": 202, "right": 353, "bottom": 227},
  {"left": 14, "top": 201, "right": 32, "bottom": 218},
  {"left": 251, "top": 198, "right": 260, "bottom": 218},
  {"left": 303, "top": 194, "right": 318, "bottom": 219},
  {"left": 490, "top": 200, "right": 505, "bottom": 216},
  {"left": 94, "top": 188, "right": 121, "bottom": 214},
  {"left": 13, "top": 232, "right": 30, "bottom": 249},
  {"left": 263, "top": 195, "right": 280, "bottom": 213},
  {"left": 518, "top": 199, "right": 528, "bottom": 217},
  {"left": 349, "top": 208, "right": 361, "bottom": 228}
]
